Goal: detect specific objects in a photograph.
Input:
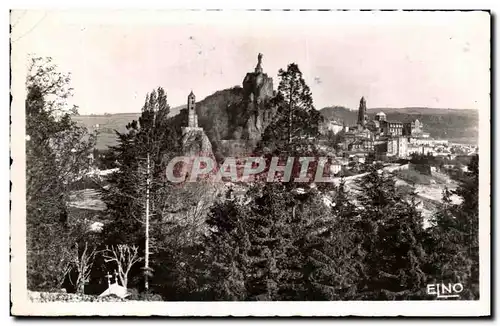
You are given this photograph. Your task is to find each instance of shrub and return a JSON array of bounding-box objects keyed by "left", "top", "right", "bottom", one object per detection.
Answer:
[
  {"left": 139, "top": 292, "right": 163, "bottom": 301},
  {"left": 126, "top": 288, "right": 163, "bottom": 301},
  {"left": 28, "top": 291, "right": 126, "bottom": 302},
  {"left": 338, "top": 167, "right": 356, "bottom": 177}
]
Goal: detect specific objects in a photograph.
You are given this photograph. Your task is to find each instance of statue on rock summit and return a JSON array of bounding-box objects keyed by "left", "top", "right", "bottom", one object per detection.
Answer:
[{"left": 255, "top": 53, "right": 263, "bottom": 74}]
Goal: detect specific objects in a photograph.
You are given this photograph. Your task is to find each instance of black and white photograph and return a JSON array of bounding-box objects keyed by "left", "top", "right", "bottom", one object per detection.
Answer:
[{"left": 9, "top": 9, "right": 491, "bottom": 317}]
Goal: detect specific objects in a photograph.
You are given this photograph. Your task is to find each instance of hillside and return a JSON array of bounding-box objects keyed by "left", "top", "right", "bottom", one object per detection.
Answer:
[
  {"left": 320, "top": 106, "right": 478, "bottom": 143},
  {"left": 73, "top": 113, "right": 138, "bottom": 150}
]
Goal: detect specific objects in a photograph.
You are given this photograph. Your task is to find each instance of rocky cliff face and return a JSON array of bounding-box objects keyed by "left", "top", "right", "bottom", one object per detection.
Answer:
[
  {"left": 181, "top": 127, "right": 214, "bottom": 157},
  {"left": 241, "top": 71, "right": 275, "bottom": 141}
]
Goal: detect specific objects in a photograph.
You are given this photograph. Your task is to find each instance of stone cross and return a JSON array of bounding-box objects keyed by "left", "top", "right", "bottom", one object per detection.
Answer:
[{"left": 105, "top": 272, "right": 112, "bottom": 287}]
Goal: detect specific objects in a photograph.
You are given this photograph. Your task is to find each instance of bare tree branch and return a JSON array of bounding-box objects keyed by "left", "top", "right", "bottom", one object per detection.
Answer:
[{"left": 102, "top": 244, "right": 143, "bottom": 289}]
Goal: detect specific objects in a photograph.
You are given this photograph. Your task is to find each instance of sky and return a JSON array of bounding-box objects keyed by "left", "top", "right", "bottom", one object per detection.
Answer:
[{"left": 11, "top": 10, "right": 490, "bottom": 114}]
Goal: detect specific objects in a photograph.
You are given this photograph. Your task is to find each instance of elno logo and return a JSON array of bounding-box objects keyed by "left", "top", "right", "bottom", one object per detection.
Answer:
[{"left": 427, "top": 283, "right": 464, "bottom": 299}]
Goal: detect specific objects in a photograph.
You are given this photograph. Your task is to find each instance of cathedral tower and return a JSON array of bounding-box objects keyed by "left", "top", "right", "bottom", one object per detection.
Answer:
[{"left": 357, "top": 96, "right": 367, "bottom": 127}]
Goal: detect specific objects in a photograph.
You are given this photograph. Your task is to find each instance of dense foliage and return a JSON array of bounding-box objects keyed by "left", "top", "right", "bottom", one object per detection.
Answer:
[
  {"left": 26, "top": 57, "right": 96, "bottom": 291},
  {"left": 195, "top": 157, "right": 480, "bottom": 301}
]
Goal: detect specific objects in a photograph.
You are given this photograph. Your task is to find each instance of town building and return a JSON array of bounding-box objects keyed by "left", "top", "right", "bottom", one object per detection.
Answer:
[
  {"left": 339, "top": 96, "right": 438, "bottom": 159},
  {"left": 329, "top": 159, "right": 342, "bottom": 175},
  {"left": 403, "top": 119, "right": 423, "bottom": 136},
  {"left": 387, "top": 136, "right": 408, "bottom": 157},
  {"left": 348, "top": 138, "right": 374, "bottom": 152},
  {"left": 380, "top": 120, "right": 404, "bottom": 136},
  {"left": 321, "top": 120, "right": 344, "bottom": 134}
]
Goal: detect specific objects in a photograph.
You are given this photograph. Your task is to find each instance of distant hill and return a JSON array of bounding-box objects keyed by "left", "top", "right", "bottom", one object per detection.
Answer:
[
  {"left": 75, "top": 99, "right": 479, "bottom": 150},
  {"left": 320, "top": 106, "right": 478, "bottom": 143}
]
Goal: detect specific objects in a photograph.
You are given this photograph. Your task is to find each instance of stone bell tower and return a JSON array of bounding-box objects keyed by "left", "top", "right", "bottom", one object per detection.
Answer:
[
  {"left": 187, "top": 91, "right": 198, "bottom": 128},
  {"left": 180, "top": 90, "right": 213, "bottom": 158}
]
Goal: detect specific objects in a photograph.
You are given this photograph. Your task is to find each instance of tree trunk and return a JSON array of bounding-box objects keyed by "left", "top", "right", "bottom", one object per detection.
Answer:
[
  {"left": 77, "top": 282, "right": 85, "bottom": 294},
  {"left": 288, "top": 83, "right": 295, "bottom": 144},
  {"left": 145, "top": 153, "right": 150, "bottom": 290}
]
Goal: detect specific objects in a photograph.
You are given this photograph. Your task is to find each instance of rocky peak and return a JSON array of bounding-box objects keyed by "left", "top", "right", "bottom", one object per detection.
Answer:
[{"left": 241, "top": 53, "right": 275, "bottom": 140}]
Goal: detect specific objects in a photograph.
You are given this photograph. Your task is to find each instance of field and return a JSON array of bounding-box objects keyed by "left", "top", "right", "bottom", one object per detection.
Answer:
[
  {"left": 74, "top": 104, "right": 185, "bottom": 150},
  {"left": 69, "top": 189, "right": 106, "bottom": 211},
  {"left": 73, "top": 113, "right": 141, "bottom": 150}
]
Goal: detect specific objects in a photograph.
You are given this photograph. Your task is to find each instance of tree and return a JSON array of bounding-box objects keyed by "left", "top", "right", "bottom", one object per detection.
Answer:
[
  {"left": 306, "top": 179, "right": 365, "bottom": 300},
  {"left": 353, "top": 168, "right": 431, "bottom": 299},
  {"left": 260, "top": 63, "right": 323, "bottom": 156},
  {"left": 242, "top": 183, "right": 300, "bottom": 300},
  {"left": 325, "top": 129, "right": 345, "bottom": 149},
  {"left": 103, "top": 245, "right": 144, "bottom": 289},
  {"left": 203, "top": 199, "right": 250, "bottom": 300},
  {"left": 202, "top": 183, "right": 329, "bottom": 301},
  {"left": 428, "top": 154, "right": 479, "bottom": 299},
  {"left": 71, "top": 242, "right": 99, "bottom": 294},
  {"left": 26, "top": 56, "right": 79, "bottom": 116},
  {"left": 102, "top": 86, "right": 193, "bottom": 291},
  {"left": 26, "top": 56, "right": 96, "bottom": 290},
  {"left": 280, "top": 187, "right": 331, "bottom": 300},
  {"left": 146, "top": 181, "right": 220, "bottom": 300}
]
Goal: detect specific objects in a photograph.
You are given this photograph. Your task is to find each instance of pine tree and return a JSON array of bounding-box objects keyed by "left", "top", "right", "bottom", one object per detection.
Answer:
[
  {"left": 306, "top": 179, "right": 365, "bottom": 300},
  {"left": 354, "top": 168, "right": 431, "bottom": 299},
  {"left": 203, "top": 199, "right": 250, "bottom": 300},
  {"left": 101, "top": 86, "right": 179, "bottom": 290},
  {"left": 428, "top": 154, "right": 479, "bottom": 299},
  {"left": 240, "top": 183, "right": 292, "bottom": 300},
  {"left": 203, "top": 183, "right": 322, "bottom": 301},
  {"left": 280, "top": 187, "right": 329, "bottom": 300},
  {"left": 259, "top": 63, "right": 323, "bottom": 157},
  {"left": 456, "top": 154, "right": 479, "bottom": 298},
  {"left": 224, "top": 183, "right": 327, "bottom": 300}
]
